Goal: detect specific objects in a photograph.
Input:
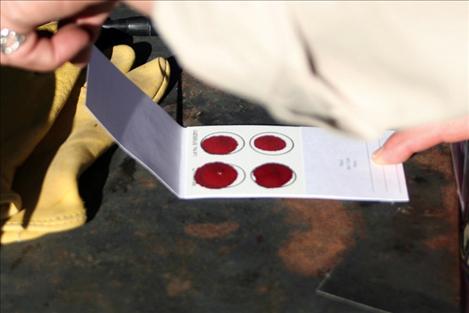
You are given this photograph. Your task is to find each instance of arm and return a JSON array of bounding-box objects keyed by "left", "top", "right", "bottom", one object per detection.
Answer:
[{"left": 124, "top": 1, "right": 153, "bottom": 14}]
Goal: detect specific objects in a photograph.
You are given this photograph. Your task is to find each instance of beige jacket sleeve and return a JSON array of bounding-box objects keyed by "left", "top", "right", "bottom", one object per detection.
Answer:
[{"left": 151, "top": 1, "right": 468, "bottom": 138}]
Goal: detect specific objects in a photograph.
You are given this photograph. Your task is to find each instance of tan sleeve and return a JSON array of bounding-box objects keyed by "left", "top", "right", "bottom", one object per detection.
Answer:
[{"left": 151, "top": 1, "right": 468, "bottom": 139}]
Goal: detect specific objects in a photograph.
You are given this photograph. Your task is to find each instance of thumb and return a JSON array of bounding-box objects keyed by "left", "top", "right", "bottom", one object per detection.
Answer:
[
  {"left": 373, "top": 116, "right": 469, "bottom": 164},
  {"left": 15, "top": 23, "right": 92, "bottom": 71},
  {"left": 372, "top": 128, "right": 443, "bottom": 164}
]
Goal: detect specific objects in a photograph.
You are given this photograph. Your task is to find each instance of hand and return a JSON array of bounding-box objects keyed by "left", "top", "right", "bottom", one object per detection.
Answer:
[
  {"left": 373, "top": 115, "right": 469, "bottom": 164},
  {"left": 0, "top": 0, "right": 116, "bottom": 71}
]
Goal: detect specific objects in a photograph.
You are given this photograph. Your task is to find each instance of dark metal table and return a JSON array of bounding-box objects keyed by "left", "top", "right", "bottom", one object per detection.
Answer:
[{"left": 0, "top": 6, "right": 462, "bottom": 313}]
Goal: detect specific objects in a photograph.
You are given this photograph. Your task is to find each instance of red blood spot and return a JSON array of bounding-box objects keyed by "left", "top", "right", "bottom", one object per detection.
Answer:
[
  {"left": 254, "top": 135, "right": 286, "bottom": 151},
  {"left": 195, "top": 162, "right": 238, "bottom": 189},
  {"left": 201, "top": 135, "right": 238, "bottom": 154},
  {"left": 253, "top": 163, "right": 293, "bottom": 188}
]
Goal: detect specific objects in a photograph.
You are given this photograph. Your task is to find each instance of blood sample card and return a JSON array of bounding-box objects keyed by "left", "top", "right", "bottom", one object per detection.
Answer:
[
  {"left": 182, "top": 126, "right": 407, "bottom": 201},
  {"left": 86, "top": 47, "right": 408, "bottom": 202},
  {"left": 184, "top": 126, "right": 305, "bottom": 198}
]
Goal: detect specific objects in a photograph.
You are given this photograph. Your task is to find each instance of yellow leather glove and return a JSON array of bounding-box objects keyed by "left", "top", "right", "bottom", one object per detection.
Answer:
[
  {"left": 1, "top": 46, "right": 170, "bottom": 244},
  {"left": 0, "top": 23, "right": 81, "bottom": 219}
]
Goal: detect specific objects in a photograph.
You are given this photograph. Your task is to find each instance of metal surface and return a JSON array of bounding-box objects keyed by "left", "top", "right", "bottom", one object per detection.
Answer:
[{"left": 0, "top": 5, "right": 462, "bottom": 313}]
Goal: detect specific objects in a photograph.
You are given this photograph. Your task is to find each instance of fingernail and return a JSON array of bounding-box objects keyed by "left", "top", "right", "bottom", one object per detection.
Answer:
[{"left": 372, "top": 147, "right": 386, "bottom": 164}]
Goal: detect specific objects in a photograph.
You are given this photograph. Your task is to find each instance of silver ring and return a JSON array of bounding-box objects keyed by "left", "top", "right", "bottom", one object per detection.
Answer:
[{"left": 1, "top": 28, "right": 26, "bottom": 55}]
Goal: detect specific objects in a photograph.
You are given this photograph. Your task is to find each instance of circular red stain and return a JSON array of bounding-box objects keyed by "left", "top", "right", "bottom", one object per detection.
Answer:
[
  {"left": 201, "top": 135, "right": 238, "bottom": 154},
  {"left": 253, "top": 163, "right": 293, "bottom": 188},
  {"left": 194, "top": 162, "right": 238, "bottom": 189},
  {"left": 254, "top": 135, "right": 286, "bottom": 151}
]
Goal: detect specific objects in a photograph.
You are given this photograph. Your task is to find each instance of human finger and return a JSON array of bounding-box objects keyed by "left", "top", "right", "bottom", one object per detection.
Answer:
[
  {"left": 62, "top": 2, "right": 117, "bottom": 66},
  {"left": 373, "top": 116, "right": 469, "bottom": 164},
  {"left": 1, "top": 1, "right": 115, "bottom": 70},
  {"left": 1, "top": 1, "right": 109, "bottom": 32}
]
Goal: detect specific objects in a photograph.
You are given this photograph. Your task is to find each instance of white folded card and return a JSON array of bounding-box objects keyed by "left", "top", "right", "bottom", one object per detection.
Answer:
[{"left": 86, "top": 47, "right": 408, "bottom": 202}]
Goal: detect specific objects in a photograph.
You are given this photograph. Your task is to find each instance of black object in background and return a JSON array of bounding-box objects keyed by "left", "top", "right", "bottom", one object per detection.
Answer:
[{"left": 102, "top": 16, "right": 158, "bottom": 36}]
